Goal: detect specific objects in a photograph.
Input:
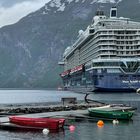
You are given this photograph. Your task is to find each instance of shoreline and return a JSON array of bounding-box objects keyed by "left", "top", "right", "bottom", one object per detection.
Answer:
[{"left": 0, "top": 101, "right": 104, "bottom": 116}]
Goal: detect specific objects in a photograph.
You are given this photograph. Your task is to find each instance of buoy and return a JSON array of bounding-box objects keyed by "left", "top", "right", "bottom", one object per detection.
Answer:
[
  {"left": 69, "top": 125, "right": 76, "bottom": 132},
  {"left": 42, "top": 128, "right": 49, "bottom": 135},
  {"left": 112, "top": 119, "right": 119, "bottom": 124},
  {"left": 97, "top": 120, "right": 104, "bottom": 127},
  {"left": 136, "top": 88, "right": 140, "bottom": 94}
]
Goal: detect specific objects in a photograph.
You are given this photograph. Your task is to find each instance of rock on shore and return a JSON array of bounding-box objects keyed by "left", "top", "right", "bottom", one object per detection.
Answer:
[{"left": 0, "top": 103, "right": 102, "bottom": 115}]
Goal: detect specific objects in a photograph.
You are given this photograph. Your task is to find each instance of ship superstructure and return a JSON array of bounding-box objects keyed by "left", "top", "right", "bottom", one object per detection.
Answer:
[{"left": 59, "top": 7, "right": 140, "bottom": 92}]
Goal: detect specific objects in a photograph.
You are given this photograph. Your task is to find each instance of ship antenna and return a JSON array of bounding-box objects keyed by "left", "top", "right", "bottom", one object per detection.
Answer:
[
  {"left": 96, "top": 1, "right": 102, "bottom": 12},
  {"left": 115, "top": 0, "right": 120, "bottom": 7}
]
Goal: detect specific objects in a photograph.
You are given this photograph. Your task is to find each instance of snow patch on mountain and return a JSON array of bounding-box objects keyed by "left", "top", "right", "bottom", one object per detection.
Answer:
[
  {"left": 41, "top": 0, "right": 123, "bottom": 15},
  {"left": 17, "top": 41, "right": 32, "bottom": 58},
  {"left": 96, "top": 0, "right": 115, "bottom": 3},
  {"left": 45, "top": 4, "right": 50, "bottom": 11},
  {"left": 57, "top": 3, "right": 65, "bottom": 11},
  {"left": 49, "top": 0, "right": 66, "bottom": 12},
  {"left": 67, "top": 0, "right": 74, "bottom": 3},
  {"left": 90, "top": 0, "right": 122, "bottom": 4},
  {"left": 82, "top": 0, "right": 86, "bottom": 3}
]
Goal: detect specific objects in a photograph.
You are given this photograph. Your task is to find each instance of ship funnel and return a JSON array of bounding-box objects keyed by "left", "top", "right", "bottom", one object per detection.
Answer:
[{"left": 110, "top": 7, "right": 117, "bottom": 18}]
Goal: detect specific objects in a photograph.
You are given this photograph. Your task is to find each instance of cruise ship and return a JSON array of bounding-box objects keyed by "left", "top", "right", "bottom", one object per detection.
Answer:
[{"left": 59, "top": 7, "right": 140, "bottom": 92}]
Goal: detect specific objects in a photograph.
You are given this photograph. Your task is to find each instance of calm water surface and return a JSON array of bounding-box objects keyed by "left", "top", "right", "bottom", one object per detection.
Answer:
[{"left": 0, "top": 90, "right": 140, "bottom": 140}]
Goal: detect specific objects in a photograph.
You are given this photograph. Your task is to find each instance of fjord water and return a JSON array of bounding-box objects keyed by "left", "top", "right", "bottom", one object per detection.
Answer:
[{"left": 0, "top": 90, "right": 140, "bottom": 140}]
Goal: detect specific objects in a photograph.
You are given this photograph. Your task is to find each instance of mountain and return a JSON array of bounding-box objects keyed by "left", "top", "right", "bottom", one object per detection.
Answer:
[{"left": 0, "top": 0, "right": 139, "bottom": 88}]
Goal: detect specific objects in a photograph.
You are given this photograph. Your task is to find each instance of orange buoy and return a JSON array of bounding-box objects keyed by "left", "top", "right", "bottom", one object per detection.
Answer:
[{"left": 97, "top": 120, "right": 104, "bottom": 127}]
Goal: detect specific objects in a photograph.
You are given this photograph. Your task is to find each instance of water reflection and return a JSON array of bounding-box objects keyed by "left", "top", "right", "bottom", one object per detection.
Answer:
[
  {"left": 0, "top": 116, "right": 139, "bottom": 140},
  {"left": 0, "top": 90, "right": 139, "bottom": 139}
]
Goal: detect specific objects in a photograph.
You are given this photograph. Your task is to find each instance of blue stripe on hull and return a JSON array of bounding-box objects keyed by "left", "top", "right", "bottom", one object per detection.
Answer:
[{"left": 94, "top": 87, "right": 136, "bottom": 92}]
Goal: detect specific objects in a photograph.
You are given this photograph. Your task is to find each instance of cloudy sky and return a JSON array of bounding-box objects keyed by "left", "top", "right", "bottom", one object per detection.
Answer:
[{"left": 0, "top": 0, "right": 51, "bottom": 27}]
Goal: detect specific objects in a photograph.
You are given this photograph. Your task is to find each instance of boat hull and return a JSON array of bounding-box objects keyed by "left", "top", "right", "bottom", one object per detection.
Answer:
[
  {"left": 9, "top": 116, "right": 65, "bottom": 130},
  {"left": 62, "top": 71, "right": 140, "bottom": 93},
  {"left": 88, "top": 109, "right": 133, "bottom": 120}
]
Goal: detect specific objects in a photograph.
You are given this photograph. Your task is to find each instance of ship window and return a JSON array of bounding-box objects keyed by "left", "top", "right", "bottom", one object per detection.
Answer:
[
  {"left": 107, "top": 69, "right": 121, "bottom": 73},
  {"left": 98, "top": 22, "right": 102, "bottom": 26},
  {"left": 93, "top": 62, "right": 119, "bottom": 67},
  {"left": 120, "top": 61, "right": 139, "bottom": 73},
  {"left": 118, "top": 31, "right": 124, "bottom": 34},
  {"left": 89, "top": 29, "right": 95, "bottom": 34},
  {"left": 85, "top": 64, "right": 92, "bottom": 70},
  {"left": 111, "top": 10, "right": 117, "bottom": 17}
]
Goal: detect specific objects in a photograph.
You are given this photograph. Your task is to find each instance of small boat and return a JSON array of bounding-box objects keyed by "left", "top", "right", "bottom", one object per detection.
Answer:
[
  {"left": 110, "top": 104, "right": 137, "bottom": 113},
  {"left": 85, "top": 94, "right": 137, "bottom": 113},
  {"left": 9, "top": 116, "right": 65, "bottom": 130},
  {"left": 88, "top": 106, "right": 133, "bottom": 120}
]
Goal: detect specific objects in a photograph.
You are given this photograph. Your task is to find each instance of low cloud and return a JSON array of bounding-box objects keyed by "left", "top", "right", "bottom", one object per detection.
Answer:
[{"left": 0, "top": 0, "right": 51, "bottom": 27}]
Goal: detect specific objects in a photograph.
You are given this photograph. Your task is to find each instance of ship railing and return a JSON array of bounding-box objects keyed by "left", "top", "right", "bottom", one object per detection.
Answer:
[
  {"left": 115, "top": 34, "right": 140, "bottom": 36},
  {"left": 85, "top": 66, "right": 120, "bottom": 71},
  {"left": 99, "top": 47, "right": 116, "bottom": 51},
  {"left": 106, "top": 26, "right": 140, "bottom": 30},
  {"left": 116, "top": 38, "right": 140, "bottom": 41},
  {"left": 87, "top": 47, "right": 117, "bottom": 56},
  {"left": 104, "top": 22, "right": 140, "bottom": 28},
  {"left": 93, "top": 52, "right": 117, "bottom": 58},
  {"left": 99, "top": 52, "right": 117, "bottom": 55},
  {"left": 97, "top": 37, "right": 116, "bottom": 40},
  {"left": 84, "top": 42, "right": 116, "bottom": 53},
  {"left": 92, "top": 58, "right": 118, "bottom": 62},
  {"left": 117, "top": 48, "right": 140, "bottom": 51},
  {"left": 116, "top": 43, "right": 140, "bottom": 46},
  {"left": 96, "top": 31, "right": 115, "bottom": 35},
  {"left": 96, "top": 42, "right": 116, "bottom": 45},
  {"left": 117, "top": 54, "right": 140, "bottom": 57},
  {"left": 97, "top": 31, "right": 140, "bottom": 36},
  {"left": 95, "top": 37, "right": 140, "bottom": 41}
]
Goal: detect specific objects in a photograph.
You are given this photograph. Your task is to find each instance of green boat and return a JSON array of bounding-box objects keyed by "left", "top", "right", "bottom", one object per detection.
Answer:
[{"left": 88, "top": 106, "right": 133, "bottom": 120}]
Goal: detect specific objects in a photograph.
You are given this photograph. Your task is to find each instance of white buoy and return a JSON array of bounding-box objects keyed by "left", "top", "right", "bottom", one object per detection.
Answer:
[
  {"left": 42, "top": 128, "right": 49, "bottom": 135},
  {"left": 136, "top": 88, "right": 140, "bottom": 94},
  {"left": 113, "top": 119, "right": 119, "bottom": 124}
]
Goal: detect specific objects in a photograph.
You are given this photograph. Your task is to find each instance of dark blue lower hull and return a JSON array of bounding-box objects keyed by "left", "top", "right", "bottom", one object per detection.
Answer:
[
  {"left": 94, "top": 87, "right": 136, "bottom": 92},
  {"left": 65, "top": 86, "right": 136, "bottom": 93},
  {"left": 62, "top": 70, "right": 140, "bottom": 93},
  {"left": 94, "top": 73, "right": 140, "bottom": 92}
]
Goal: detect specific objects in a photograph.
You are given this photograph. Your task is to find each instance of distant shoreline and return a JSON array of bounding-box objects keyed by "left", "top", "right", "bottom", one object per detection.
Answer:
[{"left": 0, "top": 88, "right": 57, "bottom": 90}]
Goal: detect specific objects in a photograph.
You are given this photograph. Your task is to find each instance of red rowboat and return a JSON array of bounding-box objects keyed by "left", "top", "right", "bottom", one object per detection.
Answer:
[{"left": 9, "top": 116, "right": 65, "bottom": 130}]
